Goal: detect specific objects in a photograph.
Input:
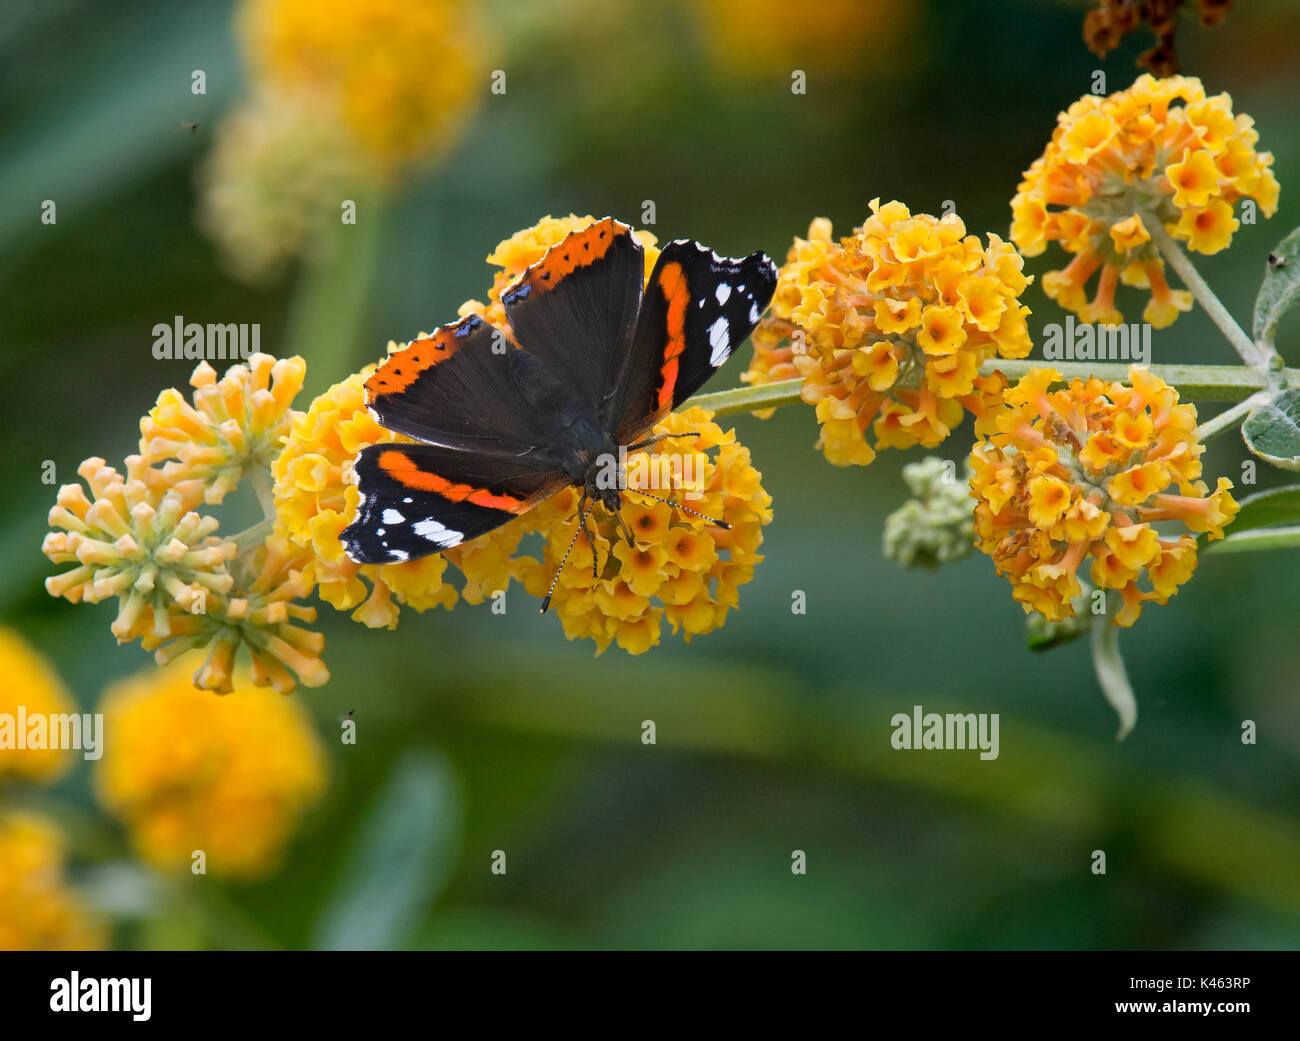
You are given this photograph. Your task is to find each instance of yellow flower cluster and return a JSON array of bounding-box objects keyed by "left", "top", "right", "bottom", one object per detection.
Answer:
[
  {"left": 519, "top": 408, "right": 772, "bottom": 654},
  {"left": 239, "top": 0, "right": 486, "bottom": 170},
  {"left": 0, "top": 627, "right": 78, "bottom": 784},
  {"left": 141, "top": 354, "right": 305, "bottom": 504},
  {"left": 970, "top": 366, "right": 1238, "bottom": 627},
  {"left": 1012, "top": 75, "right": 1279, "bottom": 328},
  {"left": 745, "top": 201, "right": 1033, "bottom": 466},
  {"left": 44, "top": 358, "right": 328, "bottom": 694},
  {"left": 0, "top": 633, "right": 103, "bottom": 950},
  {"left": 0, "top": 812, "right": 105, "bottom": 951},
  {"left": 95, "top": 659, "right": 327, "bottom": 878},
  {"left": 43, "top": 455, "right": 235, "bottom": 642},
  {"left": 272, "top": 215, "right": 771, "bottom": 650}
]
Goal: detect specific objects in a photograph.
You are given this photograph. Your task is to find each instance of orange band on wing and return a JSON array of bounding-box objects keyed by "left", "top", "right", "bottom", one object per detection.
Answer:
[
  {"left": 375, "top": 449, "right": 528, "bottom": 514},
  {"left": 506, "top": 217, "right": 630, "bottom": 298},
  {"left": 366, "top": 316, "right": 478, "bottom": 398},
  {"left": 656, "top": 260, "right": 690, "bottom": 408}
]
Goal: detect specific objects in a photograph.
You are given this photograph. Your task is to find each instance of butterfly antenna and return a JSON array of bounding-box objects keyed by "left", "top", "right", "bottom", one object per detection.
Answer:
[
  {"left": 540, "top": 499, "right": 595, "bottom": 614},
  {"left": 633, "top": 492, "right": 731, "bottom": 530}
]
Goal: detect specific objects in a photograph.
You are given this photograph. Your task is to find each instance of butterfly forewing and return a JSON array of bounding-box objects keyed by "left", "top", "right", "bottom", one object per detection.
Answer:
[
  {"left": 500, "top": 217, "right": 645, "bottom": 417},
  {"left": 608, "top": 240, "right": 777, "bottom": 443}
]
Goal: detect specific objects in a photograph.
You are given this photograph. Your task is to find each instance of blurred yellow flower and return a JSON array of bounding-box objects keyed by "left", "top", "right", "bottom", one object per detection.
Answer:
[
  {"left": 744, "top": 202, "right": 1033, "bottom": 466},
  {"left": 694, "top": 0, "right": 908, "bottom": 80},
  {"left": 140, "top": 354, "right": 306, "bottom": 505},
  {"left": 970, "top": 366, "right": 1238, "bottom": 627},
  {"left": 0, "top": 628, "right": 77, "bottom": 784},
  {"left": 96, "top": 659, "right": 327, "bottom": 878},
  {"left": 196, "top": 88, "right": 377, "bottom": 285},
  {"left": 239, "top": 0, "right": 486, "bottom": 169},
  {"left": 1012, "top": 75, "right": 1278, "bottom": 329},
  {"left": 0, "top": 812, "right": 105, "bottom": 951}
]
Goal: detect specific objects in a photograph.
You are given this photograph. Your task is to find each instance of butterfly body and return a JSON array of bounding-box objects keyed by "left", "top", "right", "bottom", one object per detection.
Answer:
[{"left": 341, "top": 218, "right": 776, "bottom": 566}]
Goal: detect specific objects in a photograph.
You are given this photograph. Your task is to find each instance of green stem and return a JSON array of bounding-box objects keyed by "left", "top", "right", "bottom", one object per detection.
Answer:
[
  {"left": 1192, "top": 391, "right": 1271, "bottom": 442},
  {"left": 246, "top": 466, "right": 277, "bottom": 522},
  {"left": 1090, "top": 607, "right": 1137, "bottom": 741},
  {"left": 1204, "top": 524, "right": 1300, "bottom": 555},
  {"left": 1150, "top": 224, "right": 1271, "bottom": 370},
  {"left": 693, "top": 362, "right": 1300, "bottom": 419},
  {"left": 287, "top": 186, "right": 390, "bottom": 397}
]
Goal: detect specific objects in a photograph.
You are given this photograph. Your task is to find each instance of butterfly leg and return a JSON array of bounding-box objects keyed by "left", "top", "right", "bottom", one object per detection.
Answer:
[
  {"left": 612, "top": 499, "right": 636, "bottom": 546},
  {"left": 576, "top": 490, "right": 599, "bottom": 580},
  {"left": 624, "top": 431, "right": 701, "bottom": 451}
]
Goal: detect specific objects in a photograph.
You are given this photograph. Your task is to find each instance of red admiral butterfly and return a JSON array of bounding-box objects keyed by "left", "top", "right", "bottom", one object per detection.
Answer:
[{"left": 340, "top": 217, "right": 776, "bottom": 609}]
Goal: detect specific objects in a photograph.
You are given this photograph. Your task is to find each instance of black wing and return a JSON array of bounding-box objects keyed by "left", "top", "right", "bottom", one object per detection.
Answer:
[
  {"left": 341, "top": 442, "right": 568, "bottom": 564},
  {"left": 499, "top": 217, "right": 645, "bottom": 418},
  {"left": 606, "top": 240, "right": 777, "bottom": 444}
]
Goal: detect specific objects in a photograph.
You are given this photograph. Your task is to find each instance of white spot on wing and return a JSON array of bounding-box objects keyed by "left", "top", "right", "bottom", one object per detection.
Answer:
[
  {"left": 382, "top": 508, "right": 405, "bottom": 524},
  {"left": 715, "top": 283, "right": 732, "bottom": 305},
  {"left": 388, "top": 548, "right": 409, "bottom": 561},
  {"left": 749, "top": 303, "right": 760, "bottom": 324},
  {"left": 708, "top": 317, "right": 731, "bottom": 365},
  {"left": 413, "top": 518, "right": 463, "bottom": 547}
]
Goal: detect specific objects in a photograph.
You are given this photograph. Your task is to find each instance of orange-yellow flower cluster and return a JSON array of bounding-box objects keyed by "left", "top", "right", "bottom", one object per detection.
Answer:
[
  {"left": 745, "top": 201, "right": 1033, "bottom": 466},
  {"left": 0, "top": 812, "right": 105, "bottom": 951},
  {"left": 519, "top": 408, "right": 772, "bottom": 654},
  {"left": 95, "top": 658, "right": 327, "bottom": 878},
  {"left": 970, "top": 366, "right": 1238, "bottom": 626},
  {"left": 1012, "top": 75, "right": 1278, "bottom": 328}
]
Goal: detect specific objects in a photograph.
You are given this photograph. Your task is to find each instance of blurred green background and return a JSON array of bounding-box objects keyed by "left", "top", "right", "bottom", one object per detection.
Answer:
[{"left": 2, "top": 0, "right": 1299, "bottom": 949}]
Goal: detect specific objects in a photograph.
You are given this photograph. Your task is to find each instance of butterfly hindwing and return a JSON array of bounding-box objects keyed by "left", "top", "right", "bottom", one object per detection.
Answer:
[
  {"left": 341, "top": 442, "right": 568, "bottom": 564},
  {"left": 608, "top": 240, "right": 777, "bottom": 442},
  {"left": 500, "top": 217, "right": 645, "bottom": 416}
]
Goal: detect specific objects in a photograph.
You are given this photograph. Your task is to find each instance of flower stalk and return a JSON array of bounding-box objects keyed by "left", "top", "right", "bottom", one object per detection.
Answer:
[
  {"left": 697, "top": 361, "right": 1299, "bottom": 419},
  {"left": 1150, "top": 223, "right": 1273, "bottom": 371},
  {"left": 1091, "top": 604, "right": 1137, "bottom": 740}
]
